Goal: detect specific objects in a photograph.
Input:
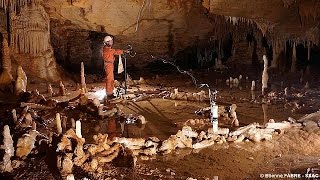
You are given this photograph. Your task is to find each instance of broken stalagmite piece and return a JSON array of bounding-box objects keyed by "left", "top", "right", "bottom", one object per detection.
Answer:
[
  {"left": 20, "top": 102, "right": 54, "bottom": 110},
  {"left": 76, "top": 120, "right": 82, "bottom": 138},
  {"left": 229, "top": 123, "right": 257, "bottom": 136},
  {"left": 59, "top": 154, "right": 73, "bottom": 176},
  {"left": 57, "top": 135, "right": 72, "bottom": 152},
  {"left": 56, "top": 113, "right": 62, "bottom": 134},
  {"left": 16, "top": 130, "right": 39, "bottom": 159},
  {"left": 192, "top": 139, "right": 215, "bottom": 149},
  {"left": 12, "top": 109, "right": 17, "bottom": 124}
]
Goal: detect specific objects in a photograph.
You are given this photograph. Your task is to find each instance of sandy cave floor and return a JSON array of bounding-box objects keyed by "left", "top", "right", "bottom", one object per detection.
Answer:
[{"left": 1, "top": 66, "right": 320, "bottom": 180}]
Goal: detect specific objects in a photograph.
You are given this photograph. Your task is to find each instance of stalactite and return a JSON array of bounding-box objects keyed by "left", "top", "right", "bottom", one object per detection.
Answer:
[
  {"left": 271, "top": 39, "right": 284, "bottom": 68},
  {"left": 2, "top": 37, "right": 12, "bottom": 73},
  {"left": 284, "top": 42, "right": 286, "bottom": 54},
  {"left": 291, "top": 42, "right": 297, "bottom": 73},
  {"left": 135, "top": 0, "right": 147, "bottom": 32},
  {"left": 9, "top": 0, "right": 49, "bottom": 55},
  {"left": 306, "top": 41, "right": 311, "bottom": 75},
  {"left": 307, "top": 41, "right": 311, "bottom": 61}
]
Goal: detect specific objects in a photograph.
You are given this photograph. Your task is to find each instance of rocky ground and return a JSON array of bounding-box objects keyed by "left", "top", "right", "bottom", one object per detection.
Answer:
[{"left": 0, "top": 65, "right": 320, "bottom": 180}]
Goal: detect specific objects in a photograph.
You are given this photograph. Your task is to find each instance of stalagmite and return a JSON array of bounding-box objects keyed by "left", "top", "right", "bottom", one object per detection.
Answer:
[
  {"left": 56, "top": 113, "right": 62, "bottom": 134},
  {"left": 15, "top": 77, "right": 25, "bottom": 95},
  {"left": 230, "top": 104, "right": 239, "bottom": 126},
  {"left": 291, "top": 43, "right": 297, "bottom": 73},
  {"left": 47, "top": 84, "right": 53, "bottom": 96},
  {"left": 211, "top": 103, "right": 219, "bottom": 132},
  {"left": 251, "top": 80, "right": 255, "bottom": 91},
  {"left": 59, "top": 81, "right": 66, "bottom": 96},
  {"left": 76, "top": 120, "right": 82, "bottom": 138},
  {"left": 15, "top": 66, "right": 27, "bottom": 95},
  {"left": 0, "top": 125, "right": 14, "bottom": 172},
  {"left": 262, "top": 55, "right": 269, "bottom": 95},
  {"left": 80, "top": 62, "right": 87, "bottom": 94},
  {"left": 284, "top": 87, "right": 289, "bottom": 97}
]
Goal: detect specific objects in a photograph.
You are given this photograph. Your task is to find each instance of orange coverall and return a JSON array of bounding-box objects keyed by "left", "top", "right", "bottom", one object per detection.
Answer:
[{"left": 102, "top": 46, "right": 124, "bottom": 95}]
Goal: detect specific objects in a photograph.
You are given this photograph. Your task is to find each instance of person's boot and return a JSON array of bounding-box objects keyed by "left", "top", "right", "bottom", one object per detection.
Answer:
[{"left": 107, "top": 94, "right": 116, "bottom": 99}]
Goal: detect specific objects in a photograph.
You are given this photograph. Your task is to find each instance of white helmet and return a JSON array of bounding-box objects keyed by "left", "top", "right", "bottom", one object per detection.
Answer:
[{"left": 103, "top": 35, "right": 113, "bottom": 43}]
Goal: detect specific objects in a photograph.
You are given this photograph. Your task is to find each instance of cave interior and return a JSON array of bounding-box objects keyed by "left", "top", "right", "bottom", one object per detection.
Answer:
[{"left": 0, "top": 0, "right": 320, "bottom": 179}]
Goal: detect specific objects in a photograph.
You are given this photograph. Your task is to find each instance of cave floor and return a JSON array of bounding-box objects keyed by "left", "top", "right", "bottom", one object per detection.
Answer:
[{"left": 1, "top": 67, "right": 320, "bottom": 180}]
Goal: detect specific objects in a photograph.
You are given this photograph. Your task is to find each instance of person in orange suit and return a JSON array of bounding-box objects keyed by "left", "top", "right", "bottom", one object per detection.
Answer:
[{"left": 102, "top": 35, "right": 128, "bottom": 99}]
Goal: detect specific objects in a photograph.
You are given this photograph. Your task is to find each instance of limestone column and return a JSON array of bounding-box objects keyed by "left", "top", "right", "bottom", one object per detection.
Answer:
[{"left": 0, "top": 37, "right": 13, "bottom": 85}]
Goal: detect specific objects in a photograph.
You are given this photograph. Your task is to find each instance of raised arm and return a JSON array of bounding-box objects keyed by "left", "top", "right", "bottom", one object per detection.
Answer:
[{"left": 113, "top": 49, "right": 124, "bottom": 55}]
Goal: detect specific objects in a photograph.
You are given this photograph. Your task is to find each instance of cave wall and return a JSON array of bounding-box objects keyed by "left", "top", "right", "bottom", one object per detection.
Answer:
[
  {"left": 50, "top": 20, "right": 105, "bottom": 74},
  {"left": 46, "top": 0, "right": 214, "bottom": 69}
]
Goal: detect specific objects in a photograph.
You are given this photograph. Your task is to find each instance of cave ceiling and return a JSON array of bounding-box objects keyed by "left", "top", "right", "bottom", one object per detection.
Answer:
[
  {"left": 204, "top": 0, "right": 320, "bottom": 43},
  {"left": 40, "top": 0, "right": 320, "bottom": 43}
]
